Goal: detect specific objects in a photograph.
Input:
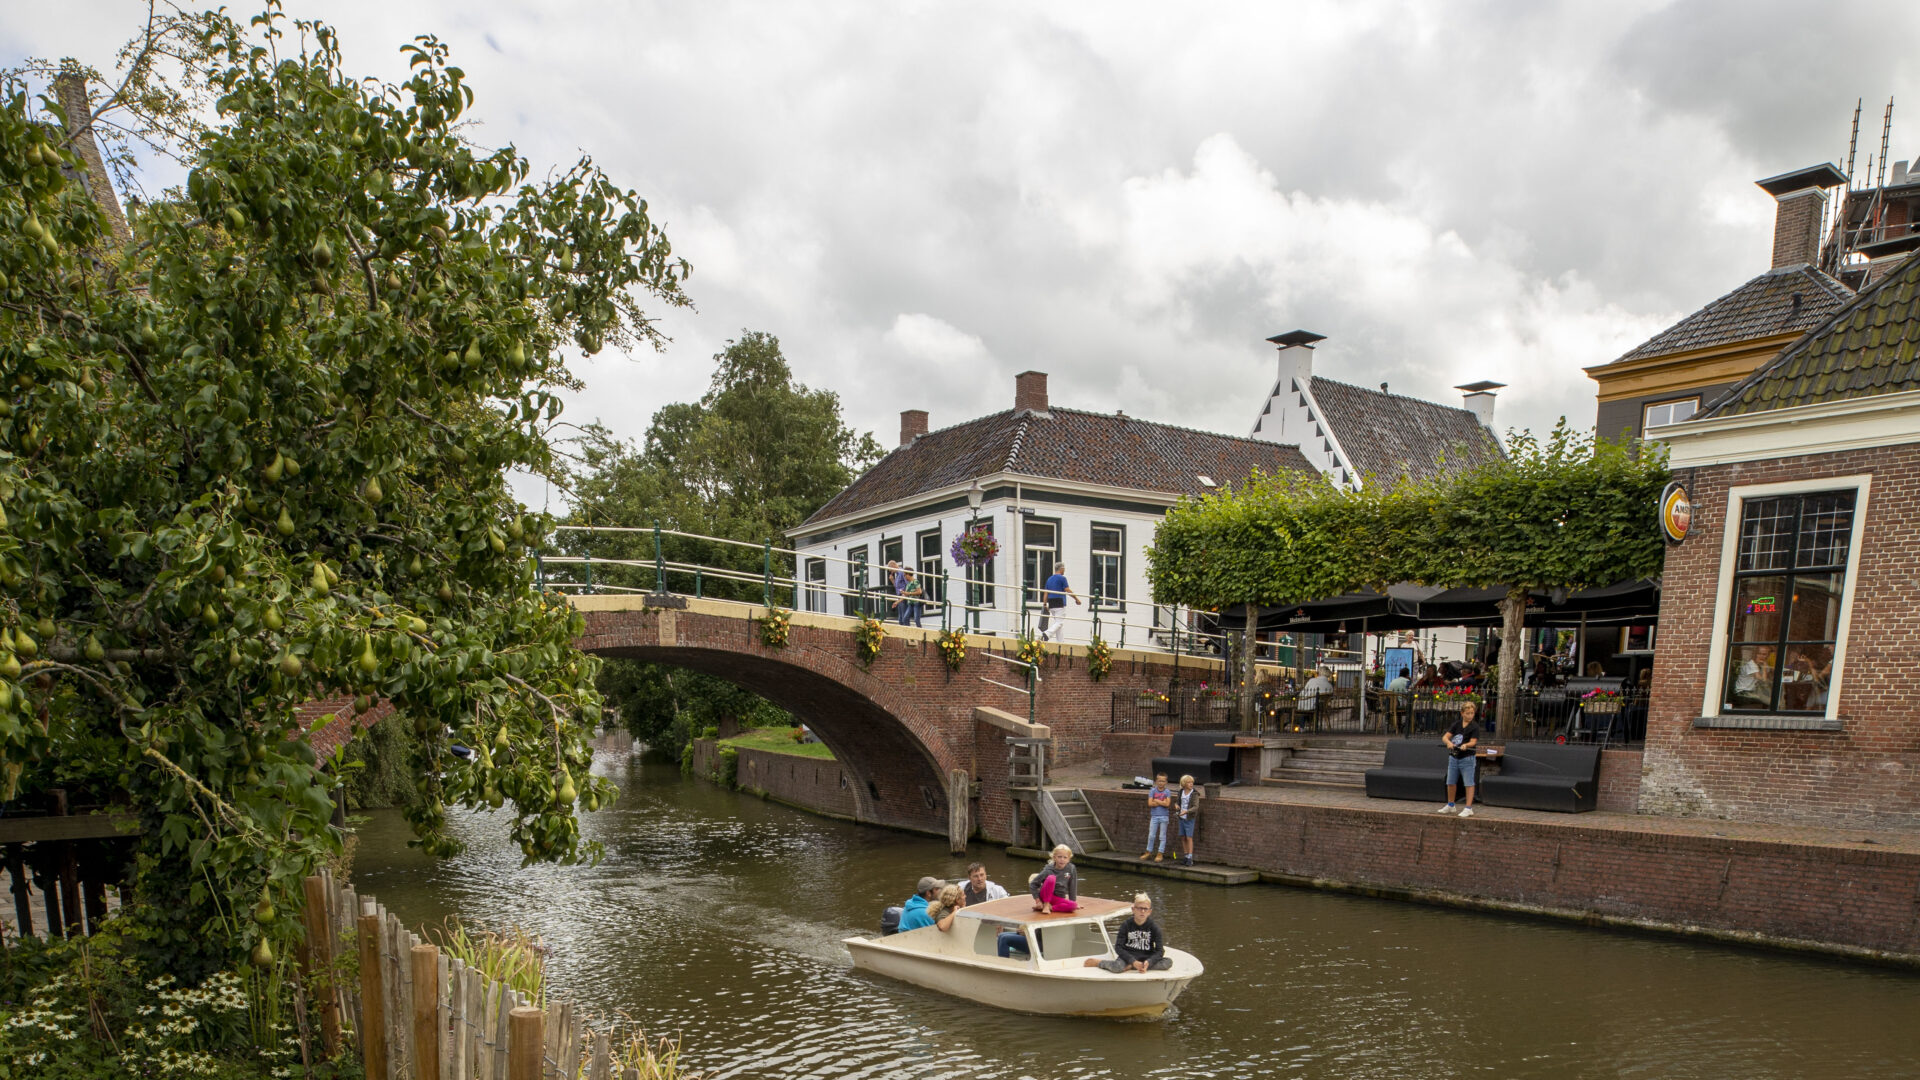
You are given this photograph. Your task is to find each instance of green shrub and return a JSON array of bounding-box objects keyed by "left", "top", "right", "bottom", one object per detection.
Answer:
[{"left": 715, "top": 746, "right": 740, "bottom": 789}]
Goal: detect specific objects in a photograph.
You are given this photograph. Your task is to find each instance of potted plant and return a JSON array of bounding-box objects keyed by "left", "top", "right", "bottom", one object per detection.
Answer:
[
  {"left": 1086, "top": 635, "right": 1113, "bottom": 682},
  {"left": 949, "top": 526, "right": 1000, "bottom": 567},
  {"left": 1581, "top": 687, "right": 1623, "bottom": 714}
]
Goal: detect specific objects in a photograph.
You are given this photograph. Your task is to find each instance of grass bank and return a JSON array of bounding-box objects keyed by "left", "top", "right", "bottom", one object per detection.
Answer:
[{"left": 720, "top": 726, "right": 835, "bottom": 759}]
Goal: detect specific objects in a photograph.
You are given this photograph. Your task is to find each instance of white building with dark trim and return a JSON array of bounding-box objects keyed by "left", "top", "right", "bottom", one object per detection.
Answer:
[{"left": 787, "top": 336, "right": 1503, "bottom": 646}]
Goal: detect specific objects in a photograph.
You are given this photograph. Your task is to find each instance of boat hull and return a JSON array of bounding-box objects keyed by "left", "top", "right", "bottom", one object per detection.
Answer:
[{"left": 844, "top": 936, "right": 1199, "bottom": 1018}]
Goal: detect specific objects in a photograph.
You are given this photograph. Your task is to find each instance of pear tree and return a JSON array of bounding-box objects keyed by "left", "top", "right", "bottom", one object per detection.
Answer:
[{"left": 0, "top": 7, "right": 688, "bottom": 962}]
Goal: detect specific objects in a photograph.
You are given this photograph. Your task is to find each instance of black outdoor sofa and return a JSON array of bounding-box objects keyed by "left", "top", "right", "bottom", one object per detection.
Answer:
[
  {"left": 1364, "top": 740, "right": 1602, "bottom": 813},
  {"left": 1151, "top": 731, "right": 1234, "bottom": 785}
]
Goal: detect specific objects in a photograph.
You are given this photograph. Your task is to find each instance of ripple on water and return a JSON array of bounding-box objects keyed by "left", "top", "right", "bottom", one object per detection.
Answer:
[{"left": 345, "top": 749, "right": 1920, "bottom": 1080}]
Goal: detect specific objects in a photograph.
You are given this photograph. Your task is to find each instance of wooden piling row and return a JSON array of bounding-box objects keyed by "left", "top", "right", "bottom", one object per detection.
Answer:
[{"left": 306, "top": 873, "right": 631, "bottom": 1079}]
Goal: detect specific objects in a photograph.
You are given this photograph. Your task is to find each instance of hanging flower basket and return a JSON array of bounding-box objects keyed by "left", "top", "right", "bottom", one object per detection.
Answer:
[
  {"left": 949, "top": 526, "right": 1000, "bottom": 568},
  {"left": 1086, "top": 636, "right": 1113, "bottom": 682},
  {"left": 854, "top": 615, "right": 886, "bottom": 668},
  {"left": 936, "top": 627, "right": 967, "bottom": 672},
  {"left": 755, "top": 607, "right": 792, "bottom": 648}
]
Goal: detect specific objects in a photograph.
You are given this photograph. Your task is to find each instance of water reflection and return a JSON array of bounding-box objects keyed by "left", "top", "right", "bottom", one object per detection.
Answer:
[{"left": 351, "top": 748, "right": 1920, "bottom": 1079}]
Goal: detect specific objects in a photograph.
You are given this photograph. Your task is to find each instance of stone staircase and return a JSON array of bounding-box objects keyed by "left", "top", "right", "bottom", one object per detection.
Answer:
[
  {"left": 1034, "top": 788, "right": 1113, "bottom": 854},
  {"left": 1263, "top": 739, "right": 1386, "bottom": 791}
]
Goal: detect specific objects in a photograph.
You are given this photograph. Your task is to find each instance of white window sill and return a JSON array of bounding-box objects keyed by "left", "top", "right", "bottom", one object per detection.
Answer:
[{"left": 1692, "top": 714, "right": 1842, "bottom": 732}]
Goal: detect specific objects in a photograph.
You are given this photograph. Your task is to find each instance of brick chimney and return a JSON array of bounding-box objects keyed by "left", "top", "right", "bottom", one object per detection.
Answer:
[
  {"left": 899, "top": 409, "right": 928, "bottom": 446},
  {"left": 1014, "top": 371, "right": 1048, "bottom": 413},
  {"left": 52, "top": 69, "right": 131, "bottom": 246},
  {"left": 1756, "top": 163, "right": 1848, "bottom": 269}
]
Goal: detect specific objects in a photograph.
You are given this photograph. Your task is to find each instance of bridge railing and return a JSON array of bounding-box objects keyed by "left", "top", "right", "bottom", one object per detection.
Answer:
[{"left": 534, "top": 524, "right": 1237, "bottom": 661}]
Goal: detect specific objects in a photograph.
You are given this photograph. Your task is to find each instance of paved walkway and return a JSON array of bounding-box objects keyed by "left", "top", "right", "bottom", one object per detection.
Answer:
[{"left": 1050, "top": 761, "right": 1920, "bottom": 856}]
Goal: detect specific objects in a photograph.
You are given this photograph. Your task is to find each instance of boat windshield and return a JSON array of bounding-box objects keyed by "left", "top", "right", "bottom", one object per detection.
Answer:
[{"left": 1033, "top": 919, "right": 1111, "bottom": 961}]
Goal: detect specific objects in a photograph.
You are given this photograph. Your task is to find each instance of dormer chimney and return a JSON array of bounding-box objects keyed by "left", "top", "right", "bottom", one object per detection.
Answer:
[
  {"left": 1014, "top": 371, "right": 1048, "bottom": 413},
  {"left": 1266, "top": 329, "right": 1325, "bottom": 397},
  {"left": 1454, "top": 380, "right": 1505, "bottom": 430},
  {"left": 899, "top": 409, "right": 928, "bottom": 446},
  {"left": 1755, "top": 163, "right": 1848, "bottom": 268}
]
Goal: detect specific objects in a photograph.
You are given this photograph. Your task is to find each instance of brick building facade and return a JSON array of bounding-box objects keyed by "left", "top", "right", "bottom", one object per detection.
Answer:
[{"left": 1645, "top": 250, "right": 1920, "bottom": 830}]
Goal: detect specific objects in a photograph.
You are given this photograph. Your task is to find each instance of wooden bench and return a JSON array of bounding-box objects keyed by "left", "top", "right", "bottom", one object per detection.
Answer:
[{"left": 1150, "top": 731, "right": 1234, "bottom": 785}]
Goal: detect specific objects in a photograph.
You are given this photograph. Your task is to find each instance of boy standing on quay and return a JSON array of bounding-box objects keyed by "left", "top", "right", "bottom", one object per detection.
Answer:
[
  {"left": 1141, "top": 774, "right": 1172, "bottom": 861},
  {"left": 1175, "top": 774, "right": 1201, "bottom": 867},
  {"left": 1437, "top": 702, "right": 1481, "bottom": 818}
]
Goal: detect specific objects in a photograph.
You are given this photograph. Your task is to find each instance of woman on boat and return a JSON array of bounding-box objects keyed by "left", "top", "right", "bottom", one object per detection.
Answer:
[{"left": 930, "top": 884, "right": 966, "bottom": 931}]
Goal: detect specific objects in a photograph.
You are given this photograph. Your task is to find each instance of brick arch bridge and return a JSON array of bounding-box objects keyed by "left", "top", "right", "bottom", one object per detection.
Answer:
[{"left": 571, "top": 595, "right": 1217, "bottom": 849}]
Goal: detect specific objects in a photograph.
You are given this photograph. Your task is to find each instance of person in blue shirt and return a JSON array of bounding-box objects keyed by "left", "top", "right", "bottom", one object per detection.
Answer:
[
  {"left": 897, "top": 876, "right": 943, "bottom": 931},
  {"left": 1038, "top": 562, "right": 1080, "bottom": 642},
  {"left": 1141, "top": 773, "right": 1172, "bottom": 861}
]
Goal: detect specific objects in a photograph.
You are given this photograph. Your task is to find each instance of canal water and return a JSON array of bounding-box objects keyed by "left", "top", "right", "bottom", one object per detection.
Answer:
[{"left": 352, "top": 747, "right": 1920, "bottom": 1079}]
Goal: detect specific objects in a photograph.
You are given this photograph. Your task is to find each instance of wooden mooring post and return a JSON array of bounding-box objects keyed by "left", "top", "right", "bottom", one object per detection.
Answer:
[
  {"left": 509, "top": 1005, "right": 544, "bottom": 1080},
  {"left": 411, "top": 944, "right": 441, "bottom": 1080},
  {"left": 357, "top": 907, "right": 387, "bottom": 1080}
]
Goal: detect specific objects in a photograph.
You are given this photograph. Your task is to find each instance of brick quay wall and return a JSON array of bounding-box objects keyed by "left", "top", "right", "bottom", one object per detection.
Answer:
[
  {"left": 1082, "top": 787, "right": 1920, "bottom": 965},
  {"left": 690, "top": 739, "right": 860, "bottom": 821}
]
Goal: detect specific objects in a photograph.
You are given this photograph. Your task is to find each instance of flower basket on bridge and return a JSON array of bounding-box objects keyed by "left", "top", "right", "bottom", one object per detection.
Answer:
[
  {"left": 936, "top": 627, "right": 967, "bottom": 672},
  {"left": 950, "top": 526, "right": 1000, "bottom": 567},
  {"left": 1086, "top": 636, "right": 1113, "bottom": 682},
  {"left": 854, "top": 614, "right": 886, "bottom": 668},
  {"left": 756, "top": 607, "right": 793, "bottom": 648},
  {"left": 1016, "top": 635, "right": 1047, "bottom": 668}
]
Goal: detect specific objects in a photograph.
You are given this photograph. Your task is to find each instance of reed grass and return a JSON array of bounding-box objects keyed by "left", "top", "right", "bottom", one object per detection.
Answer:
[
  {"left": 610, "top": 1023, "right": 700, "bottom": 1080},
  {"left": 425, "top": 919, "right": 548, "bottom": 1006}
]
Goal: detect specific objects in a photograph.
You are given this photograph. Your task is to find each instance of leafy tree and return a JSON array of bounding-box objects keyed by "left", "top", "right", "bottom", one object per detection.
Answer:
[
  {"left": 557, "top": 332, "right": 879, "bottom": 740},
  {"left": 1416, "top": 424, "right": 1668, "bottom": 734},
  {"left": 0, "top": 6, "right": 687, "bottom": 967}
]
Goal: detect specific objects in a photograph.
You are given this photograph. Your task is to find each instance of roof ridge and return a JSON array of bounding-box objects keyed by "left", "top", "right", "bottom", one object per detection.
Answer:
[
  {"left": 1045, "top": 405, "right": 1307, "bottom": 451},
  {"left": 1003, "top": 414, "right": 1030, "bottom": 472},
  {"left": 1309, "top": 375, "right": 1477, "bottom": 417}
]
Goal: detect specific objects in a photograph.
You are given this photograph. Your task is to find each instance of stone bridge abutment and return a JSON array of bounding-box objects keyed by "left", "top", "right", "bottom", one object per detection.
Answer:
[{"left": 573, "top": 596, "right": 1225, "bottom": 849}]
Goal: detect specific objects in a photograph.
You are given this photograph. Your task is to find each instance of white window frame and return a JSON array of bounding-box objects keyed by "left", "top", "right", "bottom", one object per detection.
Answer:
[
  {"left": 1643, "top": 396, "right": 1700, "bottom": 436},
  {"left": 1699, "top": 473, "right": 1872, "bottom": 723}
]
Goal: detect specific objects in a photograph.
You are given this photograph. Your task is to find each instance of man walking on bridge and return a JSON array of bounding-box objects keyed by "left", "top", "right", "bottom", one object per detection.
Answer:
[{"left": 1038, "top": 562, "right": 1080, "bottom": 642}]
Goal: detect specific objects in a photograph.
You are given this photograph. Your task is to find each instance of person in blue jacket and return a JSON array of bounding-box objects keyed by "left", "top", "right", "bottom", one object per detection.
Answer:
[{"left": 897, "top": 876, "right": 943, "bottom": 931}]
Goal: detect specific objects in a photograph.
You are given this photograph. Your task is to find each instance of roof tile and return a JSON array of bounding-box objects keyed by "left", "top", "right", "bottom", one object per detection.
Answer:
[
  {"left": 1707, "top": 251, "right": 1920, "bottom": 416},
  {"left": 1307, "top": 377, "right": 1505, "bottom": 486},
  {"left": 800, "top": 408, "right": 1317, "bottom": 526},
  {"left": 1610, "top": 264, "right": 1852, "bottom": 364}
]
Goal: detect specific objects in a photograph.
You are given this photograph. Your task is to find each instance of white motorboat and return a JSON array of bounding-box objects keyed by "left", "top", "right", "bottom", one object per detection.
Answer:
[{"left": 844, "top": 895, "right": 1203, "bottom": 1018}]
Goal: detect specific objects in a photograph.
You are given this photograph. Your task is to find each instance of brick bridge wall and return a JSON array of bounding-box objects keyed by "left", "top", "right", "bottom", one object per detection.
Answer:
[{"left": 574, "top": 596, "right": 1235, "bottom": 843}]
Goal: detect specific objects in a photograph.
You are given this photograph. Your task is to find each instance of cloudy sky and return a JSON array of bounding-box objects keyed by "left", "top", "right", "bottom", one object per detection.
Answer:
[{"left": 10, "top": 1, "right": 1920, "bottom": 504}]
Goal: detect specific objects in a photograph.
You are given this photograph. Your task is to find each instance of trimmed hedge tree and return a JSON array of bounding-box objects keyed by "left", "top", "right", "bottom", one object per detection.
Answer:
[{"left": 1148, "top": 422, "right": 1668, "bottom": 735}]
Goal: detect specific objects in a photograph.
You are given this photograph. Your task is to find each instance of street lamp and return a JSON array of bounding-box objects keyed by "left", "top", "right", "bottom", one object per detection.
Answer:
[{"left": 965, "top": 480, "right": 983, "bottom": 630}]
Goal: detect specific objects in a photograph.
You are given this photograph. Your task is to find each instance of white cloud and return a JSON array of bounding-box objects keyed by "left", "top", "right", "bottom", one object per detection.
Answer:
[{"left": 9, "top": 0, "right": 1920, "bottom": 467}]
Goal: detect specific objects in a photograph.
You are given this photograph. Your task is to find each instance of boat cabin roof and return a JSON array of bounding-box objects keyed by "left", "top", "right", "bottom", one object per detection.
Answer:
[{"left": 955, "top": 895, "right": 1131, "bottom": 925}]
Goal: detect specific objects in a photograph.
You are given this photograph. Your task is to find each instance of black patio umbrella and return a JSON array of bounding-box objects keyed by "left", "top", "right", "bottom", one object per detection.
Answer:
[{"left": 1414, "top": 579, "right": 1660, "bottom": 624}]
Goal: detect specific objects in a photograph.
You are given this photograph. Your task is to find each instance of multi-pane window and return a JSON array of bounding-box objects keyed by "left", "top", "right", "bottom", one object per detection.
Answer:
[
  {"left": 804, "top": 558, "right": 827, "bottom": 613},
  {"left": 1642, "top": 397, "right": 1699, "bottom": 436},
  {"left": 844, "top": 545, "right": 869, "bottom": 618},
  {"left": 1090, "top": 524, "right": 1123, "bottom": 607},
  {"left": 965, "top": 520, "right": 995, "bottom": 611},
  {"left": 1022, "top": 520, "right": 1058, "bottom": 605},
  {"left": 916, "top": 529, "right": 943, "bottom": 603},
  {"left": 1721, "top": 491, "right": 1853, "bottom": 714}
]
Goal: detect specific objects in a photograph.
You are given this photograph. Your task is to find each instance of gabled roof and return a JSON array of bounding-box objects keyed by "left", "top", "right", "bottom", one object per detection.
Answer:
[
  {"left": 1307, "top": 377, "right": 1505, "bottom": 486},
  {"left": 1608, "top": 264, "right": 1852, "bottom": 366},
  {"left": 1707, "top": 250, "right": 1920, "bottom": 417},
  {"left": 800, "top": 408, "right": 1315, "bottom": 526}
]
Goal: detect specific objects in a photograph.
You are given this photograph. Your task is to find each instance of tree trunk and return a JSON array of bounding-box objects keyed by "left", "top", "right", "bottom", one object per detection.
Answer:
[
  {"left": 1496, "top": 585, "right": 1527, "bottom": 738},
  {"left": 1241, "top": 602, "right": 1260, "bottom": 730}
]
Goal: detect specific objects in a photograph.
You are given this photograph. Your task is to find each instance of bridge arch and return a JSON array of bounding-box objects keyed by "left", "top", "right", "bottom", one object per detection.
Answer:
[{"left": 577, "top": 602, "right": 964, "bottom": 837}]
